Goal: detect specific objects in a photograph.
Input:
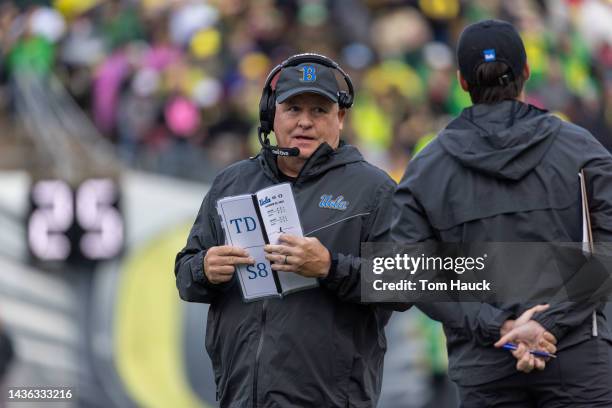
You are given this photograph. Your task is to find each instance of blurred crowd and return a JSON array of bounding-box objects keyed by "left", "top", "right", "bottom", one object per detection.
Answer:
[
  {"left": 0, "top": 0, "right": 611, "bottom": 183},
  {"left": 0, "top": 2, "right": 611, "bottom": 406}
]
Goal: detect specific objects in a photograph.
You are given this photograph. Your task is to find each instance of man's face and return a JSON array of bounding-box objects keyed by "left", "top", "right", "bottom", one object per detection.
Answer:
[{"left": 274, "top": 93, "right": 346, "bottom": 159}]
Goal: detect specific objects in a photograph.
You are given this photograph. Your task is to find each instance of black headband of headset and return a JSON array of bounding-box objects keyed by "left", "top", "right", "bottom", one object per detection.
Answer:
[{"left": 258, "top": 53, "right": 354, "bottom": 138}]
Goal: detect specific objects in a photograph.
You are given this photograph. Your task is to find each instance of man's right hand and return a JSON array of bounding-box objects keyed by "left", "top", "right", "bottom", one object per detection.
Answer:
[
  {"left": 497, "top": 304, "right": 557, "bottom": 352},
  {"left": 204, "top": 246, "right": 254, "bottom": 284}
]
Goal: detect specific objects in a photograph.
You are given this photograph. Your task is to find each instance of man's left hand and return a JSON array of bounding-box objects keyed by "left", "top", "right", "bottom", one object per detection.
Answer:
[{"left": 264, "top": 234, "right": 331, "bottom": 278}]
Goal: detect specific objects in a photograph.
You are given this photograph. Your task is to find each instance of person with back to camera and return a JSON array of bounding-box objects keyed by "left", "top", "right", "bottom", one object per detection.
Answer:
[{"left": 392, "top": 19, "right": 612, "bottom": 407}]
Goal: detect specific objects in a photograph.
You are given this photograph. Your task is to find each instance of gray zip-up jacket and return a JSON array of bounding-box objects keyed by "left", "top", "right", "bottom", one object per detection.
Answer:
[
  {"left": 175, "top": 142, "right": 397, "bottom": 407},
  {"left": 392, "top": 100, "right": 612, "bottom": 386}
]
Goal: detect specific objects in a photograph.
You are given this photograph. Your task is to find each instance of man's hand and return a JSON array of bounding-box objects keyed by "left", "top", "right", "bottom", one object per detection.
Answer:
[
  {"left": 500, "top": 303, "right": 548, "bottom": 335},
  {"left": 510, "top": 342, "right": 546, "bottom": 373},
  {"left": 495, "top": 320, "right": 557, "bottom": 354},
  {"left": 495, "top": 304, "right": 557, "bottom": 373},
  {"left": 264, "top": 234, "right": 331, "bottom": 278},
  {"left": 496, "top": 304, "right": 557, "bottom": 353},
  {"left": 204, "top": 246, "right": 254, "bottom": 284}
]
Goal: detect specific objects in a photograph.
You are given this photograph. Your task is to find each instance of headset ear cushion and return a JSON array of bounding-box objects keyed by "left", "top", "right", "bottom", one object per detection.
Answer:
[
  {"left": 338, "top": 91, "right": 353, "bottom": 109},
  {"left": 267, "top": 90, "right": 276, "bottom": 132},
  {"left": 259, "top": 88, "right": 270, "bottom": 132},
  {"left": 259, "top": 87, "right": 276, "bottom": 135}
]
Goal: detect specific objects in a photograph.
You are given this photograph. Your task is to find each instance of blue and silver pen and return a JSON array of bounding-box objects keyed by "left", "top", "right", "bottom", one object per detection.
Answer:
[{"left": 502, "top": 342, "right": 556, "bottom": 359}]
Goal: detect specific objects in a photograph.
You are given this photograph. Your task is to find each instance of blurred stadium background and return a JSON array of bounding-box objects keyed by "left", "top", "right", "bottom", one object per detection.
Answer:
[{"left": 0, "top": 0, "right": 611, "bottom": 407}]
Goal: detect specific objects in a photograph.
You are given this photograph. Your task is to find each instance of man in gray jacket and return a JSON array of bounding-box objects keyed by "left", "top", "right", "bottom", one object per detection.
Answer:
[
  {"left": 175, "top": 54, "right": 397, "bottom": 407},
  {"left": 392, "top": 20, "right": 612, "bottom": 407}
]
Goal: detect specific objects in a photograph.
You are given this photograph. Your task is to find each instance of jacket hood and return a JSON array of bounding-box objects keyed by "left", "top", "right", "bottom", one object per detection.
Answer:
[
  {"left": 257, "top": 140, "right": 364, "bottom": 182},
  {"left": 438, "top": 100, "right": 562, "bottom": 180}
]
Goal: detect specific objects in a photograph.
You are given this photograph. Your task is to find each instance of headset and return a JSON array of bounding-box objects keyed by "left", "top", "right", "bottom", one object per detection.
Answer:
[{"left": 257, "top": 53, "right": 355, "bottom": 156}]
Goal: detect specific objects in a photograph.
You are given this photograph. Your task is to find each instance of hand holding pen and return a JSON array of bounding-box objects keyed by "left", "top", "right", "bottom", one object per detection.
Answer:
[
  {"left": 494, "top": 305, "right": 558, "bottom": 373},
  {"left": 502, "top": 342, "right": 557, "bottom": 359}
]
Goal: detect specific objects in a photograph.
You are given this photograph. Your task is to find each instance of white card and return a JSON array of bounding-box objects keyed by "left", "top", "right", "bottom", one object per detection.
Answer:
[{"left": 217, "top": 195, "right": 278, "bottom": 300}]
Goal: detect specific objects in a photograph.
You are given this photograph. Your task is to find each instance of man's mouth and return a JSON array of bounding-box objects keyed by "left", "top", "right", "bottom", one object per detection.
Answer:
[{"left": 293, "top": 135, "right": 316, "bottom": 141}]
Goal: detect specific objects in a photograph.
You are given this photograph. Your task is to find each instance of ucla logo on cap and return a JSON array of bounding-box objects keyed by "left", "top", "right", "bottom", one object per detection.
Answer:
[
  {"left": 301, "top": 65, "right": 316, "bottom": 82},
  {"left": 483, "top": 49, "right": 496, "bottom": 62}
]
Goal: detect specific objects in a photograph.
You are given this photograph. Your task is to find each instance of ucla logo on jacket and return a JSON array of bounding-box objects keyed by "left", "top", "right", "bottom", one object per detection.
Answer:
[{"left": 319, "top": 194, "right": 349, "bottom": 211}]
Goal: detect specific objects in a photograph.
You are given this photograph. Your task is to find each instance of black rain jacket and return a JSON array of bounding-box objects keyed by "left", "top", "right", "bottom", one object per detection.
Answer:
[
  {"left": 175, "top": 142, "right": 397, "bottom": 407},
  {"left": 392, "top": 100, "right": 612, "bottom": 386}
]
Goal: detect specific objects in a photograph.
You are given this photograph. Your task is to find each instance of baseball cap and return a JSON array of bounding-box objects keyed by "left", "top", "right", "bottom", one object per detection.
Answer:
[
  {"left": 275, "top": 62, "right": 340, "bottom": 104},
  {"left": 457, "top": 19, "right": 527, "bottom": 86}
]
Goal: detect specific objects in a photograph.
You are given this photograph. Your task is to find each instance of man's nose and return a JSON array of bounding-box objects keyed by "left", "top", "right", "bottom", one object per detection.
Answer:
[{"left": 297, "top": 112, "right": 314, "bottom": 128}]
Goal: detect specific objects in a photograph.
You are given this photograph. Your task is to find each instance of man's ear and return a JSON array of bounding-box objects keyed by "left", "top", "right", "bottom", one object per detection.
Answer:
[
  {"left": 337, "top": 107, "right": 346, "bottom": 131},
  {"left": 523, "top": 62, "right": 530, "bottom": 81},
  {"left": 457, "top": 70, "right": 469, "bottom": 92}
]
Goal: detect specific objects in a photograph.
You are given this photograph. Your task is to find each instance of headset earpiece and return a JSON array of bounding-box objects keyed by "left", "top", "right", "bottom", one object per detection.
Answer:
[
  {"left": 337, "top": 91, "right": 353, "bottom": 109},
  {"left": 266, "top": 89, "right": 276, "bottom": 132},
  {"left": 258, "top": 85, "right": 276, "bottom": 137}
]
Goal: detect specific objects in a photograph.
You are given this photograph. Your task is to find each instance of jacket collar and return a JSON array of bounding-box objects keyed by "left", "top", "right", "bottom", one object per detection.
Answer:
[{"left": 256, "top": 140, "right": 363, "bottom": 183}]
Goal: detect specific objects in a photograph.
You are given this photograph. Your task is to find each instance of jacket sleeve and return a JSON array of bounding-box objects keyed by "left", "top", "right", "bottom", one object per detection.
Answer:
[
  {"left": 586, "top": 154, "right": 612, "bottom": 241},
  {"left": 418, "top": 302, "right": 512, "bottom": 345},
  {"left": 391, "top": 179, "right": 437, "bottom": 242},
  {"left": 532, "top": 147, "right": 612, "bottom": 339},
  {"left": 174, "top": 184, "right": 233, "bottom": 303},
  {"left": 392, "top": 174, "right": 512, "bottom": 343},
  {"left": 319, "top": 179, "right": 408, "bottom": 308}
]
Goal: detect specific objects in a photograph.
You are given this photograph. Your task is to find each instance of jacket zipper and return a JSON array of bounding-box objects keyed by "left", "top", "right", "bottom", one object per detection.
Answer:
[{"left": 253, "top": 299, "right": 267, "bottom": 407}]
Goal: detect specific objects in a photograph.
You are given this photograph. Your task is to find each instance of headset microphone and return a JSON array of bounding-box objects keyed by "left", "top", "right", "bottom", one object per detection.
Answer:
[
  {"left": 270, "top": 146, "right": 300, "bottom": 156},
  {"left": 257, "top": 126, "right": 300, "bottom": 157}
]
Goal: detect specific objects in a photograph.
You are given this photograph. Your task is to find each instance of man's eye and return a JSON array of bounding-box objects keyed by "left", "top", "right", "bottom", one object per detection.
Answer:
[
  {"left": 314, "top": 107, "right": 328, "bottom": 114},
  {"left": 287, "top": 106, "right": 300, "bottom": 112}
]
